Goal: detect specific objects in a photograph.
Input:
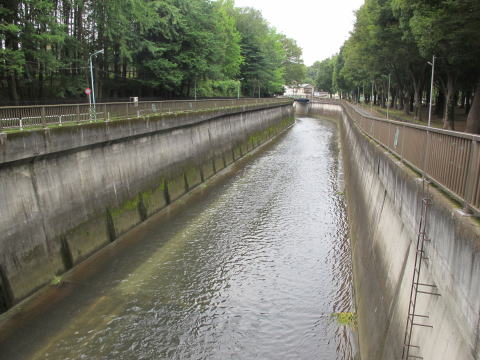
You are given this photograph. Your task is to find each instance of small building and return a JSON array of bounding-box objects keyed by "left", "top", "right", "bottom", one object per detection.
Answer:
[{"left": 283, "top": 84, "right": 315, "bottom": 97}]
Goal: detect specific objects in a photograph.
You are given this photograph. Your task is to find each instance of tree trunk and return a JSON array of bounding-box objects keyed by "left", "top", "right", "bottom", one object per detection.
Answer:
[
  {"left": 413, "top": 83, "right": 423, "bottom": 121},
  {"left": 460, "top": 91, "right": 466, "bottom": 109},
  {"left": 465, "top": 90, "right": 472, "bottom": 115},
  {"left": 8, "top": 73, "right": 19, "bottom": 104},
  {"left": 465, "top": 79, "right": 480, "bottom": 134},
  {"left": 390, "top": 89, "right": 396, "bottom": 109},
  {"left": 443, "top": 73, "right": 456, "bottom": 130},
  {"left": 435, "top": 88, "right": 444, "bottom": 117}
]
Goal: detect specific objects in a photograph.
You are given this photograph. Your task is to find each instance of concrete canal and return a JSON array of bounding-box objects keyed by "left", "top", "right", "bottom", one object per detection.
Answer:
[{"left": 0, "top": 117, "right": 356, "bottom": 359}]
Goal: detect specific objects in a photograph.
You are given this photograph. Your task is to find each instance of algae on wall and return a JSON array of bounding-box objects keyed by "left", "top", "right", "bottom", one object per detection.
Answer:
[{"left": 0, "top": 104, "right": 294, "bottom": 311}]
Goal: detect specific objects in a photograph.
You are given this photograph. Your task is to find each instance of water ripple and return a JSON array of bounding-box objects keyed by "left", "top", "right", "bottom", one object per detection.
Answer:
[{"left": 1, "top": 117, "right": 355, "bottom": 360}]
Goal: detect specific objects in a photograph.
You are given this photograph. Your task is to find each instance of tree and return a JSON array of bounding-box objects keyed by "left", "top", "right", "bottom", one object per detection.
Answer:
[
  {"left": 280, "top": 35, "right": 305, "bottom": 86},
  {"left": 398, "top": 0, "right": 480, "bottom": 129},
  {"left": 234, "top": 7, "right": 286, "bottom": 96},
  {"left": 315, "top": 57, "right": 335, "bottom": 96}
]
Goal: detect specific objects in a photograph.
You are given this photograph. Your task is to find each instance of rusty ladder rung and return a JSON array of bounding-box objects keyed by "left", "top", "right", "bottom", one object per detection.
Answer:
[
  {"left": 417, "top": 290, "right": 441, "bottom": 296},
  {"left": 415, "top": 283, "right": 437, "bottom": 288},
  {"left": 402, "top": 196, "right": 435, "bottom": 359},
  {"left": 410, "top": 314, "right": 429, "bottom": 318},
  {"left": 413, "top": 323, "right": 433, "bottom": 328}
]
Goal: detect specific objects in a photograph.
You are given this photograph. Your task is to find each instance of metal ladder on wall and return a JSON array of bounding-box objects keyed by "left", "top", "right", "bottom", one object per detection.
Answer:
[{"left": 402, "top": 195, "right": 441, "bottom": 359}]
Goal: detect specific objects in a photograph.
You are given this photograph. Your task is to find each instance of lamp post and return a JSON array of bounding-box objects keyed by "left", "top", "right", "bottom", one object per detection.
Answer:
[
  {"left": 427, "top": 55, "right": 436, "bottom": 127},
  {"left": 89, "top": 49, "right": 104, "bottom": 120}
]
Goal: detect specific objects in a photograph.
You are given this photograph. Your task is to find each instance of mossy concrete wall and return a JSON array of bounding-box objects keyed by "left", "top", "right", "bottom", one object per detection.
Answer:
[
  {"left": 0, "top": 103, "right": 294, "bottom": 311},
  {"left": 309, "top": 102, "right": 480, "bottom": 360}
]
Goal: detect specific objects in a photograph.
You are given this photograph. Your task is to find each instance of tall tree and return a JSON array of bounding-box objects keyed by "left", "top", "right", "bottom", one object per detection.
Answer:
[
  {"left": 280, "top": 35, "right": 305, "bottom": 86},
  {"left": 397, "top": 0, "right": 480, "bottom": 129}
]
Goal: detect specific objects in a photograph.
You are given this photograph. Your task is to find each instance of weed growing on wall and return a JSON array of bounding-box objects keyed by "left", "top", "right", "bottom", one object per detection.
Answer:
[{"left": 332, "top": 312, "right": 357, "bottom": 328}]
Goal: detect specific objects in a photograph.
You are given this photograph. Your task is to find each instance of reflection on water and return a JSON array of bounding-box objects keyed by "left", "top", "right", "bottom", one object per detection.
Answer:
[{"left": 0, "top": 117, "right": 355, "bottom": 359}]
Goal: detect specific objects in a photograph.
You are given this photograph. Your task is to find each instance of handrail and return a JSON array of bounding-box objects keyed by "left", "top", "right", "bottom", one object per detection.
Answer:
[
  {"left": 310, "top": 99, "right": 480, "bottom": 215},
  {"left": 0, "top": 98, "right": 292, "bottom": 131}
]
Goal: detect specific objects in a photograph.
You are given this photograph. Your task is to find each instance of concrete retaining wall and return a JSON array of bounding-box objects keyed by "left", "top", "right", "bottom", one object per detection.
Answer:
[
  {"left": 309, "top": 102, "right": 480, "bottom": 360},
  {"left": 0, "top": 104, "right": 294, "bottom": 311}
]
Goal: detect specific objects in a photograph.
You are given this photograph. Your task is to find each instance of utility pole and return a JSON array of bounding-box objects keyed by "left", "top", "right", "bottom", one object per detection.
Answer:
[
  {"left": 89, "top": 49, "right": 104, "bottom": 121},
  {"left": 427, "top": 55, "right": 436, "bottom": 127}
]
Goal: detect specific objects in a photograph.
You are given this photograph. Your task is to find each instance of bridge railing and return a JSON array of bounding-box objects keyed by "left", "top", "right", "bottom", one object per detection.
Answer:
[
  {"left": 0, "top": 98, "right": 291, "bottom": 131},
  {"left": 311, "top": 99, "right": 480, "bottom": 214}
]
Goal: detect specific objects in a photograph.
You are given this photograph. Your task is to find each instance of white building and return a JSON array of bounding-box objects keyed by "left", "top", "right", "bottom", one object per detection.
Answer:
[{"left": 283, "top": 84, "right": 315, "bottom": 97}]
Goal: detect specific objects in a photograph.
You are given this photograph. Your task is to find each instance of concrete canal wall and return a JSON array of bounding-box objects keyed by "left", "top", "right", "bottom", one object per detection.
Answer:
[
  {"left": 308, "top": 102, "right": 480, "bottom": 360},
  {"left": 0, "top": 103, "right": 294, "bottom": 311}
]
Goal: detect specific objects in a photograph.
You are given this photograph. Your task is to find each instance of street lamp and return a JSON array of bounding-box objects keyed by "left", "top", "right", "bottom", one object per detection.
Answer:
[
  {"left": 89, "top": 49, "right": 104, "bottom": 120},
  {"left": 427, "top": 55, "right": 436, "bottom": 127}
]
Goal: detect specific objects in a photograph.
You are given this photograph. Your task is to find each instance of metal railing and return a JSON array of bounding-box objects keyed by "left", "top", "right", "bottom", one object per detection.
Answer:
[
  {"left": 311, "top": 99, "right": 480, "bottom": 214},
  {"left": 0, "top": 98, "right": 291, "bottom": 131}
]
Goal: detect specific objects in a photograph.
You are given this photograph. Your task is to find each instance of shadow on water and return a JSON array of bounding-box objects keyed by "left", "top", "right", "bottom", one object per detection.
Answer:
[{"left": 0, "top": 117, "right": 356, "bottom": 360}]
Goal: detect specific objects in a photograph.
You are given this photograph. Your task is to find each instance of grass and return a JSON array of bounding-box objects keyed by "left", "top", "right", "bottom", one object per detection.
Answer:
[
  {"left": 50, "top": 275, "right": 64, "bottom": 287},
  {"left": 332, "top": 312, "right": 357, "bottom": 327}
]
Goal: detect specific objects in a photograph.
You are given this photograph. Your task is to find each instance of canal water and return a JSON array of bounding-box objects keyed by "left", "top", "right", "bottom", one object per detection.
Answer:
[{"left": 0, "top": 117, "right": 355, "bottom": 359}]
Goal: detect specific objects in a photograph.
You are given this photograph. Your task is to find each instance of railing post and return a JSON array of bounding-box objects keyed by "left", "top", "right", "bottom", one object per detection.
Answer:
[
  {"left": 463, "top": 139, "right": 480, "bottom": 212},
  {"left": 104, "top": 104, "right": 107, "bottom": 121},
  {"left": 41, "top": 106, "right": 46, "bottom": 126},
  {"left": 400, "top": 125, "right": 406, "bottom": 163},
  {"left": 126, "top": 102, "right": 129, "bottom": 118},
  {"left": 76, "top": 105, "right": 80, "bottom": 123}
]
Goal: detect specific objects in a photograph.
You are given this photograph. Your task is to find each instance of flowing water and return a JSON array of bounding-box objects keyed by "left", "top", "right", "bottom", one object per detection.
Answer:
[{"left": 0, "top": 117, "right": 355, "bottom": 359}]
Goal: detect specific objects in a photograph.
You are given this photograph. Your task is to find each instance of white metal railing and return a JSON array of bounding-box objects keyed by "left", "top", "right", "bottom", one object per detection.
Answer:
[{"left": 0, "top": 98, "right": 292, "bottom": 131}]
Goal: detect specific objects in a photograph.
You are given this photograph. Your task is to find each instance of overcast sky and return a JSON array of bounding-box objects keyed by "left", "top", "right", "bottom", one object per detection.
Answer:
[{"left": 234, "top": 0, "right": 364, "bottom": 66}]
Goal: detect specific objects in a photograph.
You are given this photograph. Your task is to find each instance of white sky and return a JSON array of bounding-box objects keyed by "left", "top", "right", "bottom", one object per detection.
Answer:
[{"left": 234, "top": 0, "right": 365, "bottom": 66}]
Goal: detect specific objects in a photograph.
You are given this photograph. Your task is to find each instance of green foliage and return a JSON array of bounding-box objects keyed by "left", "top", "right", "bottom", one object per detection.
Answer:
[
  {"left": 1, "top": 0, "right": 301, "bottom": 103},
  {"left": 233, "top": 7, "right": 292, "bottom": 96},
  {"left": 315, "top": 57, "right": 335, "bottom": 94},
  {"left": 280, "top": 35, "right": 306, "bottom": 85},
  {"left": 305, "top": 61, "right": 322, "bottom": 86},
  {"left": 51, "top": 275, "right": 64, "bottom": 287},
  {"left": 196, "top": 79, "right": 240, "bottom": 97},
  {"left": 318, "top": 0, "right": 480, "bottom": 132},
  {"left": 332, "top": 312, "right": 357, "bottom": 327}
]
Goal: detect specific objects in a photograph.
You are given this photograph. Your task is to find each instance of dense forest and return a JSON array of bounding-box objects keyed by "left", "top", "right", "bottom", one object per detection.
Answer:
[
  {"left": 310, "top": 0, "right": 480, "bottom": 133},
  {"left": 0, "top": 0, "right": 305, "bottom": 104}
]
